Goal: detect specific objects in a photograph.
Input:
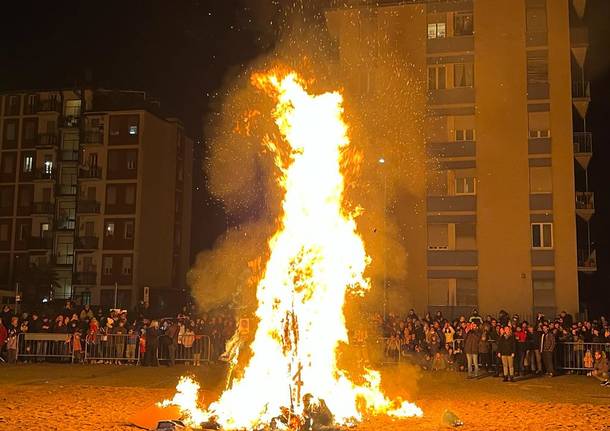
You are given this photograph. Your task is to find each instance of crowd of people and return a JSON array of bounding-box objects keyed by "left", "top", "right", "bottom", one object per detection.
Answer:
[
  {"left": 0, "top": 302, "right": 237, "bottom": 366},
  {"left": 379, "top": 308, "right": 610, "bottom": 386}
]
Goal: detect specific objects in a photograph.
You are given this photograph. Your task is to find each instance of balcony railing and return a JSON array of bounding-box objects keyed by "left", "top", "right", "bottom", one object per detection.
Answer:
[
  {"left": 573, "top": 132, "right": 592, "bottom": 154},
  {"left": 55, "top": 184, "right": 77, "bottom": 196},
  {"left": 27, "top": 236, "right": 53, "bottom": 250},
  {"left": 74, "top": 271, "right": 97, "bottom": 285},
  {"left": 38, "top": 99, "right": 61, "bottom": 113},
  {"left": 32, "top": 201, "right": 54, "bottom": 214},
  {"left": 56, "top": 217, "right": 76, "bottom": 230},
  {"left": 77, "top": 200, "right": 101, "bottom": 214},
  {"left": 75, "top": 236, "right": 99, "bottom": 250},
  {"left": 577, "top": 249, "right": 597, "bottom": 271},
  {"left": 60, "top": 115, "right": 80, "bottom": 128},
  {"left": 34, "top": 167, "right": 55, "bottom": 181},
  {"left": 52, "top": 254, "right": 74, "bottom": 266},
  {"left": 84, "top": 129, "right": 104, "bottom": 145},
  {"left": 79, "top": 167, "right": 103, "bottom": 179},
  {"left": 575, "top": 191, "right": 594, "bottom": 210},
  {"left": 572, "top": 81, "right": 591, "bottom": 99},
  {"left": 36, "top": 133, "right": 59, "bottom": 148},
  {"left": 59, "top": 150, "right": 79, "bottom": 162}
]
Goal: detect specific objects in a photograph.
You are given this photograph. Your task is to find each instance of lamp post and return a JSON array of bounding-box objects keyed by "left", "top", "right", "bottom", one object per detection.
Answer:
[{"left": 378, "top": 157, "right": 388, "bottom": 320}]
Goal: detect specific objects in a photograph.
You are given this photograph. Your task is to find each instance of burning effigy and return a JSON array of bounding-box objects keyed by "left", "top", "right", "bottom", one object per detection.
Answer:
[{"left": 159, "top": 71, "right": 423, "bottom": 430}]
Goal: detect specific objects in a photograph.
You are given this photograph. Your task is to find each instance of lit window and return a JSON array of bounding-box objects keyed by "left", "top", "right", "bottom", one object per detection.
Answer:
[
  {"left": 532, "top": 223, "right": 553, "bottom": 249},
  {"left": 103, "top": 256, "right": 113, "bottom": 275},
  {"left": 44, "top": 160, "right": 53, "bottom": 174},
  {"left": 105, "top": 222, "right": 115, "bottom": 237},
  {"left": 455, "top": 177, "right": 476, "bottom": 195},
  {"left": 23, "top": 156, "right": 33, "bottom": 173},
  {"left": 427, "top": 22, "right": 446, "bottom": 39},
  {"left": 129, "top": 125, "right": 138, "bottom": 135},
  {"left": 121, "top": 256, "right": 132, "bottom": 275}
]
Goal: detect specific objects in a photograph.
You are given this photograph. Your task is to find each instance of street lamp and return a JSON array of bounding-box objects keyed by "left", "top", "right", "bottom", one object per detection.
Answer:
[{"left": 379, "top": 157, "right": 388, "bottom": 320}]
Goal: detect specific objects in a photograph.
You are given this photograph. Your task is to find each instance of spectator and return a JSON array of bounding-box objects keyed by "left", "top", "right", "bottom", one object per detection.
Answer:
[
  {"left": 591, "top": 351, "right": 608, "bottom": 386},
  {"left": 478, "top": 325, "right": 491, "bottom": 372},
  {"left": 541, "top": 324, "right": 556, "bottom": 376},
  {"left": 0, "top": 318, "right": 7, "bottom": 360},
  {"left": 468, "top": 308, "right": 483, "bottom": 325},
  {"left": 144, "top": 320, "right": 160, "bottom": 367},
  {"left": 464, "top": 322, "right": 481, "bottom": 378},
  {"left": 497, "top": 327, "right": 516, "bottom": 382}
]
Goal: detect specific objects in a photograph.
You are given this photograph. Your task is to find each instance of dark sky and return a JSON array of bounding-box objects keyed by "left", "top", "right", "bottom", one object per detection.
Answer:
[{"left": 1, "top": 1, "right": 608, "bottom": 312}]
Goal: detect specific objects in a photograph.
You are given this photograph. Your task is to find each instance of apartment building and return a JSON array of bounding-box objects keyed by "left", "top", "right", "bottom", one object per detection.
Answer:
[
  {"left": 0, "top": 89, "right": 193, "bottom": 309},
  {"left": 327, "top": 0, "right": 592, "bottom": 317}
]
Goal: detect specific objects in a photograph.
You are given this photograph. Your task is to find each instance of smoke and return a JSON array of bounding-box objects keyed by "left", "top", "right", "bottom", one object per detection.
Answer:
[{"left": 189, "top": 2, "right": 427, "bottom": 313}]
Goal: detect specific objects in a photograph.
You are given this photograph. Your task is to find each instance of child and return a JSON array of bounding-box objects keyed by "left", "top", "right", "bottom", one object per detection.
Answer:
[
  {"left": 126, "top": 328, "right": 137, "bottom": 363},
  {"left": 182, "top": 326, "right": 195, "bottom": 365},
  {"left": 72, "top": 330, "right": 83, "bottom": 363},
  {"left": 138, "top": 329, "right": 146, "bottom": 365},
  {"left": 7, "top": 327, "right": 18, "bottom": 364},
  {"left": 584, "top": 350, "right": 594, "bottom": 376}
]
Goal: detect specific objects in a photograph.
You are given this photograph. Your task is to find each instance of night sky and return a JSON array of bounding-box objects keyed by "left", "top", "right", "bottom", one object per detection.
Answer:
[{"left": 1, "top": 1, "right": 608, "bottom": 312}]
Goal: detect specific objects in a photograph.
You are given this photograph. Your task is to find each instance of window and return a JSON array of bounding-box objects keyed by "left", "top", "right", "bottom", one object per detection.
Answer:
[
  {"left": 1, "top": 153, "right": 15, "bottom": 174},
  {"left": 528, "top": 112, "right": 550, "bottom": 138},
  {"left": 124, "top": 221, "right": 134, "bottom": 239},
  {"left": 105, "top": 222, "right": 115, "bottom": 237},
  {"left": 5, "top": 122, "right": 16, "bottom": 142},
  {"left": 529, "top": 166, "right": 552, "bottom": 193},
  {"left": 527, "top": 52, "right": 548, "bottom": 85},
  {"left": 428, "top": 279, "right": 456, "bottom": 306},
  {"left": 23, "top": 156, "right": 33, "bottom": 173},
  {"left": 128, "top": 125, "right": 138, "bottom": 135},
  {"left": 532, "top": 223, "right": 553, "bottom": 249},
  {"left": 456, "top": 279, "right": 477, "bottom": 306},
  {"left": 428, "top": 224, "right": 449, "bottom": 250},
  {"left": 64, "top": 100, "right": 81, "bottom": 117},
  {"left": 126, "top": 151, "right": 137, "bottom": 170},
  {"left": 121, "top": 256, "right": 132, "bottom": 275},
  {"left": 0, "top": 224, "right": 8, "bottom": 241},
  {"left": 44, "top": 155, "right": 53, "bottom": 174},
  {"left": 41, "top": 223, "right": 50, "bottom": 237},
  {"left": 455, "top": 177, "right": 476, "bottom": 195},
  {"left": 427, "top": 22, "right": 446, "bottom": 39},
  {"left": 455, "top": 223, "right": 476, "bottom": 250},
  {"left": 454, "top": 63, "right": 474, "bottom": 87},
  {"left": 23, "top": 119, "right": 38, "bottom": 143},
  {"left": 454, "top": 12, "right": 474, "bottom": 36},
  {"left": 526, "top": 7, "right": 547, "bottom": 34},
  {"left": 533, "top": 279, "right": 555, "bottom": 307},
  {"left": 455, "top": 129, "right": 475, "bottom": 141},
  {"left": 125, "top": 185, "right": 136, "bottom": 205},
  {"left": 428, "top": 65, "right": 446, "bottom": 90},
  {"left": 106, "top": 186, "right": 117, "bottom": 205},
  {"left": 18, "top": 224, "right": 29, "bottom": 241},
  {"left": 103, "top": 256, "right": 113, "bottom": 275}
]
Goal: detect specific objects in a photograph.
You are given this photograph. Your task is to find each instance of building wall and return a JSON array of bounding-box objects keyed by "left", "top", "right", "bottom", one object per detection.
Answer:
[{"left": 327, "top": 0, "right": 582, "bottom": 318}]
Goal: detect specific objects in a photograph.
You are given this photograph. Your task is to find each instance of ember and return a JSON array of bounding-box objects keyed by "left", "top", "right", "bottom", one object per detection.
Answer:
[{"left": 161, "top": 71, "right": 422, "bottom": 429}]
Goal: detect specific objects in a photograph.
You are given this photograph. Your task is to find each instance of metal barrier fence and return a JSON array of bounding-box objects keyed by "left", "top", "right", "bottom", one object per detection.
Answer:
[
  {"left": 15, "top": 333, "right": 212, "bottom": 365},
  {"left": 16, "top": 333, "right": 76, "bottom": 362},
  {"left": 556, "top": 342, "right": 610, "bottom": 371}
]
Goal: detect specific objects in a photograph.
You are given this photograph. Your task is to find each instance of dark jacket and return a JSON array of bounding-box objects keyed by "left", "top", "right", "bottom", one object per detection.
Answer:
[
  {"left": 541, "top": 332, "right": 555, "bottom": 352},
  {"left": 464, "top": 329, "right": 481, "bottom": 354},
  {"left": 497, "top": 334, "right": 516, "bottom": 356}
]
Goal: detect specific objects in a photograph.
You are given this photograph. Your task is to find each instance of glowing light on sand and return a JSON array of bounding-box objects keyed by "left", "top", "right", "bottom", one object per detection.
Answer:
[{"left": 162, "top": 71, "right": 422, "bottom": 428}]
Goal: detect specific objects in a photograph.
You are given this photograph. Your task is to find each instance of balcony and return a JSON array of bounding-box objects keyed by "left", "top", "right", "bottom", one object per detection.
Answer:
[
  {"left": 575, "top": 191, "right": 595, "bottom": 221},
  {"left": 573, "top": 132, "right": 592, "bottom": 169},
  {"left": 32, "top": 201, "right": 54, "bottom": 214},
  {"left": 34, "top": 167, "right": 55, "bottom": 181},
  {"left": 56, "top": 217, "right": 75, "bottom": 230},
  {"left": 427, "top": 35, "right": 474, "bottom": 54},
  {"left": 59, "top": 115, "right": 80, "bottom": 128},
  {"left": 570, "top": 26, "right": 589, "bottom": 48},
  {"left": 84, "top": 129, "right": 104, "bottom": 145},
  {"left": 55, "top": 184, "right": 77, "bottom": 196},
  {"left": 572, "top": 81, "right": 591, "bottom": 99},
  {"left": 27, "top": 236, "right": 53, "bottom": 250},
  {"left": 38, "top": 99, "right": 61, "bottom": 113},
  {"left": 75, "top": 236, "right": 99, "bottom": 250},
  {"left": 79, "top": 167, "right": 103, "bottom": 180},
  {"left": 77, "top": 199, "right": 101, "bottom": 214},
  {"left": 36, "top": 133, "right": 59, "bottom": 148},
  {"left": 526, "top": 31, "right": 548, "bottom": 47},
  {"left": 59, "top": 150, "right": 79, "bottom": 162},
  {"left": 578, "top": 249, "right": 597, "bottom": 272},
  {"left": 52, "top": 254, "right": 74, "bottom": 266},
  {"left": 74, "top": 271, "right": 97, "bottom": 285}
]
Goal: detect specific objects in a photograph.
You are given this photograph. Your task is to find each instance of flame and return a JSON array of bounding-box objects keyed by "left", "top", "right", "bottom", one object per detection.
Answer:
[{"left": 163, "top": 71, "right": 422, "bottom": 428}]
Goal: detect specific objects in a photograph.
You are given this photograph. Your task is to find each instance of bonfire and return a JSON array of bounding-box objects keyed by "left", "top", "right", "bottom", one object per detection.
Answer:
[{"left": 160, "top": 71, "right": 423, "bottom": 430}]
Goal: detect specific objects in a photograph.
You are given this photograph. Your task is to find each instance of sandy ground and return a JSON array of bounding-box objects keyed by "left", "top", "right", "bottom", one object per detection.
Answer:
[{"left": 0, "top": 364, "right": 609, "bottom": 431}]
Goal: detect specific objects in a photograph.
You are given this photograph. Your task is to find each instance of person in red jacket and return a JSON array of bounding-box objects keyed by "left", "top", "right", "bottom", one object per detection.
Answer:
[{"left": 0, "top": 318, "right": 7, "bottom": 360}]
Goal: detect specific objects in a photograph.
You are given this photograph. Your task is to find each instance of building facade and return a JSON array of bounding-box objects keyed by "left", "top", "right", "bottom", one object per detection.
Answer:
[
  {"left": 0, "top": 89, "right": 193, "bottom": 309},
  {"left": 327, "top": 0, "right": 592, "bottom": 318}
]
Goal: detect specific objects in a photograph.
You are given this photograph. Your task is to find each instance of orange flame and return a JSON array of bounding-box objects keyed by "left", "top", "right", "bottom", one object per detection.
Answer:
[{"left": 162, "top": 71, "right": 422, "bottom": 428}]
